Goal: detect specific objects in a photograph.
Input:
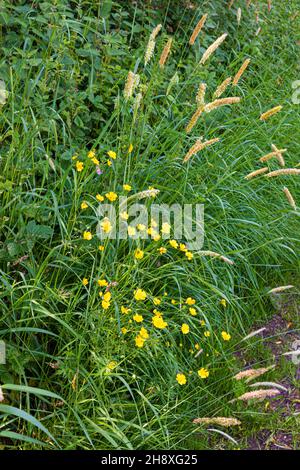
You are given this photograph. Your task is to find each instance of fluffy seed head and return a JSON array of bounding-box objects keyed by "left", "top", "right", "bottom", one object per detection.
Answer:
[
  {"left": 185, "top": 106, "right": 204, "bottom": 133},
  {"left": 233, "top": 59, "right": 251, "bottom": 86},
  {"left": 235, "top": 389, "right": 281, "bottom": 402},
  {"left": 266, "top": 168, "right": 300, "bottom": 178},
  {"left": 196, "top": 82, "right": 207, "bottom": 106},
  {"left": 150, "top": 24, "right": 162, "bottom": 40},
  {"left": 245, "top": 167, "right": 268, "bottom": 180},
  {"left": 213, "top": 77, "right": 232, "bottom": 99},
  {"left": 145, "top": 38, "right": 156, "bottom": 65},
  {"left": 144, "top": 24, "right": 162, "bottom": 66},
  {"left": 204, "top": 97, "right": 241, "bottom": 113},
  {"left": 237, "top": 7, "right": 242, "bottom": 25},
  {"left": 260, "top": 105, "right": 282, "bottom": 121},
  {"left": 200, "top": 33, "right": 227, "bottom": 65},
  {"left": 189, "top": 14, "right": 208, "bottom": 45},
  {"left": 283, "top": 187, "right": 296, "bottom": 210},
  {"left": 198, "top": 250, "right": 234, "bottom": 265},
  {"left": 268, "top": 285, "right": 294, "bottom": 294},
  {"left": 159, "top": 38, "right": 173, "bottom": 68},
  {"left": 183, "top": 138, "right": 219, "bottom": 163},
  {"left": 124, "top": 71, "right": 140, "bottom": 100},
  {"left": 271, "top": 144, "right": 285, "bottom": 166},
  {"left": 193, "top": 417, "right": 241, "bottom": 427},
  {"left": 260, "top": 146, "right": 287, "bottom": 163},
  {"left": 234, "top": 365, "right": 275, "bottom": 382}
]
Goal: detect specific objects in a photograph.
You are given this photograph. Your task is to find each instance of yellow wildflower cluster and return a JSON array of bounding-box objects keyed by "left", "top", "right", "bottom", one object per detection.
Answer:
[
  {"left": 168, "top": 240, "right": 194, "bottom": 261},
  {"left": 74, "top": 147, "right": 119, "bottom": 174}
]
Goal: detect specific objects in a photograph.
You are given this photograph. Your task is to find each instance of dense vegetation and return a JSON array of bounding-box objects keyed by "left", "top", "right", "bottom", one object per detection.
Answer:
[{"left": 0, "top": 0, "right": 299, "bottom": 450}]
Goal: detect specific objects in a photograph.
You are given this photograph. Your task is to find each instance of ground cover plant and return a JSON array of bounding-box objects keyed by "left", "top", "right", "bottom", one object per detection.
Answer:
[{"left": 0, "top": 0, "right": 300, "bottom": 450}]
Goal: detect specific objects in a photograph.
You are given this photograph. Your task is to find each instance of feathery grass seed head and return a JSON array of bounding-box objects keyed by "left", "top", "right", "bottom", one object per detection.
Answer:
[
  {"left": 232, "top": 58, "right": 251, "bottom": 86},
  {"left": 245, "top": 167, "right": 269, "bottom": 180},
  {"left": 189, "top": 14, "right": 208, "bottom": 45},
  {"left": 260, "top": 105, "right": 282, "bottom": 121},
  {"left": 213, "top": 77, "right": 232, "bottom": 98},
  {"left": 200, "top": 33, "right": 227, "bottom": 65},
  {"left": 159, "top": 38, "right": 173, "bottom": 68},
  {"left": 183, "top": 138, "right": 219, "bottom": 163},
  {"left": 283, "top": 187, "right": 296, "bottom": 209},
  {"left": 204, "top": 97, "right": 240, "bottom": 113}
]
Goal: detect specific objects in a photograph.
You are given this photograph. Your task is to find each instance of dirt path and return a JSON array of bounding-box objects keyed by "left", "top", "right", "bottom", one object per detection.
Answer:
[{"left": 241, "top": 293, "right": 300, "bottom": 450}]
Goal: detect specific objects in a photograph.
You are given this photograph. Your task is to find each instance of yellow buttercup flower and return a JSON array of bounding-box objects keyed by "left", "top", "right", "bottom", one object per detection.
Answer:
[
  {"left": 204, "top": 330, "right": 210, "bottom": 337},
  {"left": 97, "top": 279, "right": 108, "bottom": 287},
  {"left": 153, "top": 309, "right": 162, "bottom": 317},
  {"left": 185, "top": 251, "right": 193, "bottom": 261},
  {"left": 147, "top": 227, "right": 156, "bottom": 236},
  {"left": 134, "top": 289, "right": 147, "bottom": 301},
  {"left": 102, "top": 291, "right": 111, "bottom": 302},
  {"left": 96, "top": 194, "right": 104, "bottom": 202},
  {"left": 105, "top": 192, "right": 118, "bottom": 202},
  {"left": 171, "top": 299, "right": 177, "bottom": 305},
  {"left": 120, "top": 211, "right": 129, "bottom": 220},
  {"left": 220, "top": 298, "right": 227, "bottom": 307},
  {"left": 148, "top": 186, "right": 158, "bottom": 198},
  {"left": 189, "top": 307, "right": 197, "bottom": 316},
  {"left": 137, "top": 224, "right": 146, "bottom": 231},
  {"left": 135, "top": 335, "right": 145, "bottom": 348},
  {"left": 101, "top": 218, "right": 112, "bottom": 234},
  {"left": 176, "top": 373, "right": 187, "bottom": 385},
  {"left": 186, "top": 297, "right": 195, "bottom": 305},
  {"left": 152, "top": 315, "right": 167, "bottom": 329},
  {"left": 158, "top": 247, "right": 167, "bottom": 254},
  {"left": 221, "top": 331, "right": 231, "bottom": 341},
  {"left": 87, "top": 150, "right": 96, "bottom": 159},
  {"left": 128, "top": 226, "right": 136, "bottom": 237},
  {"left": 195, "top": 343, "right": 200, "bottom": 350},
  {"left": 139, "top": 327, "right": 149, "bottom": 339},
  {"left": 161, "top": 222, "right": 171, "bottom": 235},
  {"left": 128, "top": 143, "right": 133, "bottom": 153},
  {"left": 107, "top": 150, "right": 117, "bottom": 159},
  {"left": 107, "top": 160, "right": 112, "bottom": 166},
  {"left": 134, "top": 248, "right": 144, "bottom": 260},
  {"left": 133, "top": 313, "right": 143, "bottom": 323},
  {"left": 81, "top": 202, "right": 88, "bottom": 210},
  {"left": 121, "top": 327, "right": 128, "bottom": 335},
  {"left": 179, "top": 243, "right": 187, "bottom": 252},
  {"left": 82, "top": 278, "right": 88, "bottom": 286},
  {"left": 76, "top": 161, "right": 84, "bottom": 172},
  {"left": 198, "top": 367, "right": 209, "bottom": 379},
  {"left": 153, "top": 297, "right": 161, "bottom": 306},
  {"left": 121, "top": 306, "right": 131, "bottom": 314},
  {"left": 181, "top": 323, "right": 190, "bottom": 334},
  {"left": 91, "top": 157, "right": 99, "bottom": 165},
  {"left": 98, "top": 245, "right": 105, "bottom": 251},
  {"left": 123, "top": 184, "right": 132, "bottom": 191},
  {"left": 107, "top": 360, "right": 117, "bottom": 370},
  {"left": 169, "top": 239, "right": 178, "bottom": 249},
  {"left": 200, "top": 320, "right": 205, "bottom": 327},
  {"left": 102, "top": 300, "right": 110, "bottom": 310},
  {"left": 83, "top": 231, "right": 92, "bottom": 240}
]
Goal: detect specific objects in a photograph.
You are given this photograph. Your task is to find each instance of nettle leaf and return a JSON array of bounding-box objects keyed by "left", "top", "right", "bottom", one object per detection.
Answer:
[
  {"left": 7, "top": 242, "right": 22, "bottom": 258},
  {"left": 25, "top": 221, "right": 53, "bottom": 240},
  {"left": 76, "top": 48, "right": 100, "bottom": 57}
]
